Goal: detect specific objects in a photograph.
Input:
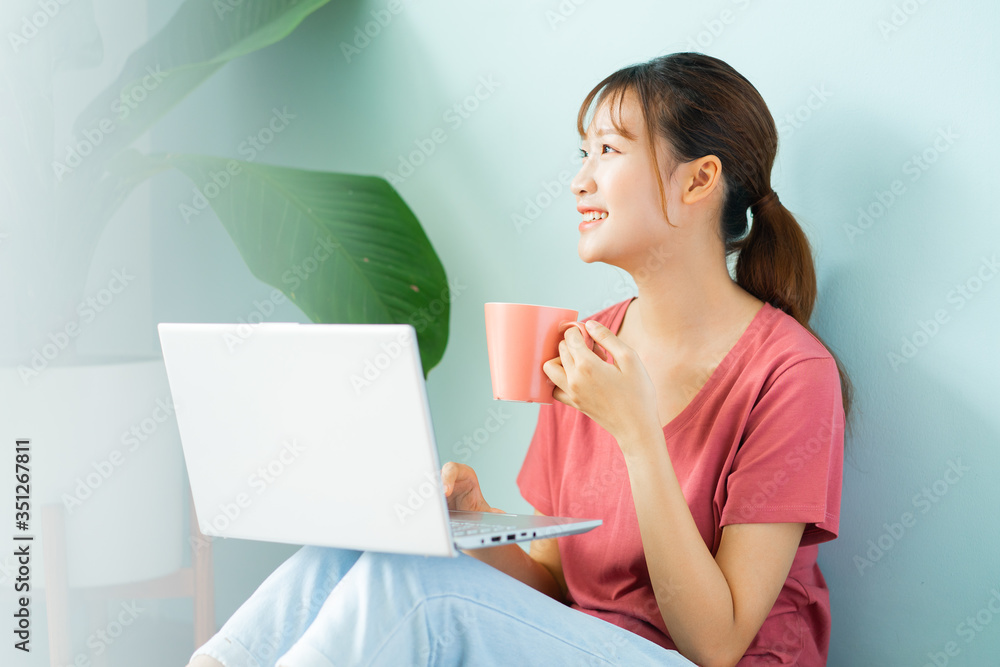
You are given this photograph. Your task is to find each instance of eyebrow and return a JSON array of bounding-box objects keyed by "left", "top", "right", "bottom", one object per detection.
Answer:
[{"left": 582, "top": 126, "right": 631, "bottom": 142}]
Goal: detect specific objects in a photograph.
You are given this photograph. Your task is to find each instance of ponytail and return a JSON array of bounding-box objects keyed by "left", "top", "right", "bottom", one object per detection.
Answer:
[
  {"left": 735, "top": 190, "right": 815, "bottom": 327},
  {"left": 736, "top": 190, "right": 853, "bottom": 419}
]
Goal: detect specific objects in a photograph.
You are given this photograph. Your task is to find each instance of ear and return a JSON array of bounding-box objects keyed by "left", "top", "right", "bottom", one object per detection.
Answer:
[{"left": 679, "top": 154, "right": 723, "bottom": 206}]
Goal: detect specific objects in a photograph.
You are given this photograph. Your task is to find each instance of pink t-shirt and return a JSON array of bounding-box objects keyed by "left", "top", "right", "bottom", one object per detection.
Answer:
[{"left": 516, "top": 296, "right": 845, "bottom": 666}]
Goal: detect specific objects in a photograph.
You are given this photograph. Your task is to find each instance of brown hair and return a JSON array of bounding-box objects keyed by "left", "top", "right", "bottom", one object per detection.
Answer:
[{"left": 577, "top": 52, "right": 852, "bottom": 418}]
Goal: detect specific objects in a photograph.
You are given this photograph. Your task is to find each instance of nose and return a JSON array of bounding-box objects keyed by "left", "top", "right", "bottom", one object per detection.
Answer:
[{"left": 571, "top": 157, "right": 596, "bottom": 197}]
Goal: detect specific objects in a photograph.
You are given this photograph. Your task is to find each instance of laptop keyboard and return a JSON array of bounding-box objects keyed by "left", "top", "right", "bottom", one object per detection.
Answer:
[{"left": 450, "top": 520, "right": 511, "bottom": 537}]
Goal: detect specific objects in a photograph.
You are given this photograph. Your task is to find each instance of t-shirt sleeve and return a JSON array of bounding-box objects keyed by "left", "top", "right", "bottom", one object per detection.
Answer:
[
  {"left": 720, "top": 356, "right": 845, "bottom": 546},
  {"left": 516, "top": 403, "right": 558, "bottom": 516}
]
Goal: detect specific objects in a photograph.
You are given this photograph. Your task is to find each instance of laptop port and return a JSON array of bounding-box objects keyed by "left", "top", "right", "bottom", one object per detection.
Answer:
[
  {"left": 491, "top": 536, "right": 501, "bottom": 542},
  {"left": 507, "top": 534, "right": 516, "bottom": 540}
]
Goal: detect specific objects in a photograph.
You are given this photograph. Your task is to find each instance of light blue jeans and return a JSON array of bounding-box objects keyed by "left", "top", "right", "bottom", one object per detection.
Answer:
[{"left": 192, "top": 545, "right": 696, "bottom": 666}]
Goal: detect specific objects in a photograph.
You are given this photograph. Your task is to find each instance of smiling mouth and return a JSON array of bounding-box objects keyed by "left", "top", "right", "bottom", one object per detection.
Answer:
[{"left": 581, "top": 211, "right": 608, "bottom": 222}]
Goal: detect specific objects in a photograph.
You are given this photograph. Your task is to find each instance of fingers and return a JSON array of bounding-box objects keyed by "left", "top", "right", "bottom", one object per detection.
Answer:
[
  {"left": 563, "top": 324, "right": 615, "bottom": 366},
  {"left": 441, "top": 461, "right": 494, "bottom": 513},
  {"left": 557, "top": 339, "right": 577, "bottom": 373},
  {"left": 441, "top": 461, "right": 477, "bottom": 494},
  {"left": 441, "top": 461, "right": 460, "bottom": 496},
  {"left": 583, "top": 320, "right": 624, "bottom": 367},
  {"left": 543, "top": 355, "right": 567, "bottom": 389},
  {"left": 561, "top": 326, "right": 590, "bottom": 356}
]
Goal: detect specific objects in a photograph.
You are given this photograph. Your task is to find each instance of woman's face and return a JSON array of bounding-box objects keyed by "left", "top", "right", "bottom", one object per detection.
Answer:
[{"left": 571, "top": 91, "right": 677, "bottom": 270}]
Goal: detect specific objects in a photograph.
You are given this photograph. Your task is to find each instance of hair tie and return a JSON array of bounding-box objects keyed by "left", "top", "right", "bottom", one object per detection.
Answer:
[{"left": 750, "top": 190, "right": 779, "bottom": 216}]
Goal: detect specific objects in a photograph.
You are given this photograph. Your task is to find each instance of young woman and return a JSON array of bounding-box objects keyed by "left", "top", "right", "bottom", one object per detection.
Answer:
[{"left": 188, "top": 52, "right": 848, "bottom": 667}]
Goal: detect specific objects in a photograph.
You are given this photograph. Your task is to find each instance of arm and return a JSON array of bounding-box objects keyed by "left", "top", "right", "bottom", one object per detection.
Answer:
[
  {"left": 441, "top": 462, "right": 567, "bottom": 602},
  {"left": 460, "top": 509, "right": 568, "bottom": 604},
  {"left": 543, "top": 323, "right": 831, "bottom": 667},
  {"left": 623, "top": 427, "right": 804, "bottom": 667}
]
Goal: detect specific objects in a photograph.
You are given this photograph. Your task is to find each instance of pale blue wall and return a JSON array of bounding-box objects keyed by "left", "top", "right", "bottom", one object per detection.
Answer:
[{"left": 148, "top": 1, "right": 1000, "bottom": 664}]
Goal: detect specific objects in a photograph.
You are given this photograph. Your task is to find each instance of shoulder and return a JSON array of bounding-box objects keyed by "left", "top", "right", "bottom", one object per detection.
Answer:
[{"left": 742, "top": 304, "right": 842, "bottom": 409}]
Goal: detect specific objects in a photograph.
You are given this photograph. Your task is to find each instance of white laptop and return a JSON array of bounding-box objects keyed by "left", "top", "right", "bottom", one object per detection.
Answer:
[{"left": 157, "top": 321, "right": 601, "bottom": 558}]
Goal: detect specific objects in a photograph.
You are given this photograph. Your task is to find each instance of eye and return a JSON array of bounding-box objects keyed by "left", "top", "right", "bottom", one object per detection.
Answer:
[{"left": 579, "top": 144, "right": 618, "bottom": 159}]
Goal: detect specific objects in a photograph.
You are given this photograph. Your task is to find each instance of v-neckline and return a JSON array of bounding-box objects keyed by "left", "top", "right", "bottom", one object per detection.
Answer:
[{"left": 609, "top": 296, "right": 772, "bottom": 435}]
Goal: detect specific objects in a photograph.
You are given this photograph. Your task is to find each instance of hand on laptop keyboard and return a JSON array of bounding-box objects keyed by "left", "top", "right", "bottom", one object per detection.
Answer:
[{"left": 441, "top": 461, "right": 506, "bottom": 515}]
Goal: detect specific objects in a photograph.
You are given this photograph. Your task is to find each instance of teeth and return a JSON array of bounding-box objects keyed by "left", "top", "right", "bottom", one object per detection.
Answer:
[{"left": 583, "top": 211, "right": 608, "bottom": 221}]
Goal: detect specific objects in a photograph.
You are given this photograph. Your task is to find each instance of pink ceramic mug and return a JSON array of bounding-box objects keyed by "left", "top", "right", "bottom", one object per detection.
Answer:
[
  {"left": 485, "top": 302, "right": 578, "bottom": 404},
  {"left": 485, "top": 303, "right": 615, "bottom": 404}
]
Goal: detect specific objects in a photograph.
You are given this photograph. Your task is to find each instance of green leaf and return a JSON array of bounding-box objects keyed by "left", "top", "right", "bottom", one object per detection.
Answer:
[
  {"left": 73, "top": 0, "right": 332, "bottom": 160},
  {"left": 161, "top": 154, "right": 450, "bottom": 376}
]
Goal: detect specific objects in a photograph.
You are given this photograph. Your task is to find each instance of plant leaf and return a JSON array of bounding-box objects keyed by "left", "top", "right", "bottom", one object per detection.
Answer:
[
  {"left": 160, "top": 154, "right": 451, "bottom": 376},
  {"left": 73, "top": 0, "right": 332, "bottom": 160}
]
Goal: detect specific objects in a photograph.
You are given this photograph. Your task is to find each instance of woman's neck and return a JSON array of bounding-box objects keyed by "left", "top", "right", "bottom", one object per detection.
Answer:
[{"left": 627, "top": 259, "right": 762, "bottom": 355}]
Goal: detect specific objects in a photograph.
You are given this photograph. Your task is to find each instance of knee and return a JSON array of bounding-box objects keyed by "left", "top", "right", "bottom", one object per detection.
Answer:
[
  {"left": 292, "top": 545, "right": 363, "bottom": 581},
  {"left": 353, "top": 550, "right": 482, "bottom": 598},
  {"left": 359, "top": 550, "right": 479, "bottom": 575}
]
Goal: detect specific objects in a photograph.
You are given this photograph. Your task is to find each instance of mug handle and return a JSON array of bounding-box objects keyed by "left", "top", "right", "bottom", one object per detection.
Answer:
[{"left": 558, "top": 321, "right": 614, "bottom": 365}]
